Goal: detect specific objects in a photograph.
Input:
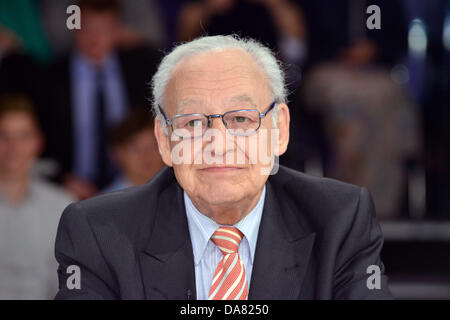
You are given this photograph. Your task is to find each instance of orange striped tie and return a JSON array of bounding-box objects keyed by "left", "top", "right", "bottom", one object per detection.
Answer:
[{"left": 208, "top": 227, "right": 248, "bottom": 300}]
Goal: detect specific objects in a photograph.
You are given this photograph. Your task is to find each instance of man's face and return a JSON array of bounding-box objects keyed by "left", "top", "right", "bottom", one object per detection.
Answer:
[
  {"left": 155, "top": 49, "right": 289, "bottom": 208},
  {"left": 74, "top": 10, "right": 119, "bottom": 63},
  {"left": 0, "top": 112, "right": 42, "bottom": 177}
]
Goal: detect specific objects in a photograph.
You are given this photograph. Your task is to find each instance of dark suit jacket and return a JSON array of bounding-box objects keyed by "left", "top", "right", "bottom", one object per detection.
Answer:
[
  {"left": 43, "top": 46, "right": 161, "bottom": 178},
  {"left": 54, "top": 165, "right": 393, "bottom": 299}
]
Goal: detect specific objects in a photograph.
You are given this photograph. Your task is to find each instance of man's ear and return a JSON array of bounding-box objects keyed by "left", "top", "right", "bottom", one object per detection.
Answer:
[
  {"left": 274, "top": 103, "right": 290, "bottom": 157},
  {"left": 154, "top": 118, "right": 173, "bottom": 167}
]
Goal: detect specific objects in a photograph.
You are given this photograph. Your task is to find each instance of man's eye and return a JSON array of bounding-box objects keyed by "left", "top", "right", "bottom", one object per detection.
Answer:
[
  {"left": 233, "top": 116, "right": 249, "bottom": 123},
  {"left": 187, "top": 119, "right": 203, "bottom": 127}
]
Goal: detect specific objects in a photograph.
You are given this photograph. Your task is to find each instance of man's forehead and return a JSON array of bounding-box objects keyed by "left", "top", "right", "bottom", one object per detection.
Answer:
[
  {"left": 171, "top": 49, "right": 264, "bottom": 80},
  {"left": 164, "top": 49, "right": 270, "bottom": 111}
]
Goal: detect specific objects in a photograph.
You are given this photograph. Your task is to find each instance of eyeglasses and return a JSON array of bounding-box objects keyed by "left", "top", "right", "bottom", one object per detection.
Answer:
[{"left": 158, "top": 101, "right": 276, "bottom": 139}]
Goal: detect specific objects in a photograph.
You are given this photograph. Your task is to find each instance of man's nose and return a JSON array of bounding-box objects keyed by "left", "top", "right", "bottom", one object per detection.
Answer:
[
  {"left": 207, "top": 115, "right": 227, "bottom": 134},
  {"left": 204, "top": 116, "right": 235, "bottom": 156}
]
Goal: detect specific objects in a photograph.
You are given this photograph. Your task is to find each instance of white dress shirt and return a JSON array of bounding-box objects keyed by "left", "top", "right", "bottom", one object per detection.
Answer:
[{"left": 184, "top": 186, "right": 266, "bottom": 300}]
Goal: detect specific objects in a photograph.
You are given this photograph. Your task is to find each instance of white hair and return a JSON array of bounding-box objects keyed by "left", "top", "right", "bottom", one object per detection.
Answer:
[{"left": 151, "top": 34, "right": 287, "bottom": 132}]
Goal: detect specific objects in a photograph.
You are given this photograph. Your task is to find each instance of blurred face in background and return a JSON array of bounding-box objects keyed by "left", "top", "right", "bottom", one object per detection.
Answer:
[
  {"left": 74, "top": 9, "right": 119, "bottom": 64},
  {"left": 114, "top": 126, "right": 164, "bottom": 186},
  {"left": 0, "top": 112, "right": 42, "bottom": 179},
  {"left": 205, "top": 0, "right": 236, "bottom": 14}
]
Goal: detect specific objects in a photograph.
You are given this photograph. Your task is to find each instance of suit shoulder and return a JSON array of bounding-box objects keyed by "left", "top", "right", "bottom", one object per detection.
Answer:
[
  {"left": 270, "top": 166, "right": 364, "bottom": 227},
  {"left": 273, "top": 165, "right": 361, "bottom": 198},
  {"left": 62, "top": 167, "right": 175, "bottom": 232}
]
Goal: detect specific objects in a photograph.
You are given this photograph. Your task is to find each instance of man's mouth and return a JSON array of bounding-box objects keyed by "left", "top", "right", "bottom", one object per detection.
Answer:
[{"left": 199, "top": 166, "right": 246, "bottom": 173}]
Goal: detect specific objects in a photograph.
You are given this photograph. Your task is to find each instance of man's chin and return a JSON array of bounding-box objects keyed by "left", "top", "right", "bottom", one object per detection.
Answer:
[{"left": 199, "top": 186, "right": 244, "bottom": 205}]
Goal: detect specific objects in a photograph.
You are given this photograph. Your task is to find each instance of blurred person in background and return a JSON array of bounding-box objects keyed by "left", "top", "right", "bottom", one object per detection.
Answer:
[
  {"left": 288, "top": 0, "right": 423, "bottom": 219},
  {"left": 301, "top": 67, "right": 422, "bottom": 220},
  {"left": 39, "top": 0, "right": 166, "bottom": 55},
  {"left": 102, "top": 108, "right": 164, "bottom": 193},
  {"left": 44, "top": 0, "right": 160, "bottom": 200},
  {"left": 0, "top": 94, "right": 73, "bottom": 299}
]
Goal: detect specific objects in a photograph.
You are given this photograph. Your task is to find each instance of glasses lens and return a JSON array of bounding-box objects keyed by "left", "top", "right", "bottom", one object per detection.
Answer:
[
  {"left": 172, "top": 114, "right": 207, "bottom": 138},
  {"left": 224, "top": 110, "right": 260, "bottom": 135}
]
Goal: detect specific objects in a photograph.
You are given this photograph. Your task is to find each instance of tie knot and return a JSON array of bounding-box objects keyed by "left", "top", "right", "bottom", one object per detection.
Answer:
[{"left": 211, "top": 227, "right": 243, "bottom": 254}]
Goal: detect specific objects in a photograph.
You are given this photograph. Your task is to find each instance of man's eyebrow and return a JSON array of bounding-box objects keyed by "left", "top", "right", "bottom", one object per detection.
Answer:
[
  {"left": 174, "top": 95, "right": 257, "bottom": 114},
  {"left": 227, "top": 94, "right": 257, "bottom": 106}
]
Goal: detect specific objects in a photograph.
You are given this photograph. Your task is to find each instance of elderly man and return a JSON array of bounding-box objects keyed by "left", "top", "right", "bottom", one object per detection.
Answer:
[{"left": 55, "top": 35, "right": 393, "bottom": 300}]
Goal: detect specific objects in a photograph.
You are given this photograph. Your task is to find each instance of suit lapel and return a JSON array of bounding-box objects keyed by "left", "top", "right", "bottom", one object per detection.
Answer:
[
  {"left": 139, "top": 180, "right": 197, "bottom": 300},
  {"left": 249, "top": 181, "right": 316, "bottom": 300}
]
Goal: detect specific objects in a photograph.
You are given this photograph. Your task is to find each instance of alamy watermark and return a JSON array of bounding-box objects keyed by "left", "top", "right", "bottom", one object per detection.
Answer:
[
  {"left": 66, "top": 5, "right": 81, "bottom": 30},
  {"left": 366, "top": 265, "right": 381, "bottom": 290},
  {"left": 66, "top": 265, "right": 81, "bottom": 290},
  {"left": 367, "top": 5, "right": 381, "bottom": 30}
]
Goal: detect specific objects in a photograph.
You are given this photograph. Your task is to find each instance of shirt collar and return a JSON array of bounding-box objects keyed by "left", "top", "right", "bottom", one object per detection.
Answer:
[{"left": 184, "top": 186, "right": 266, "bottom": 265}]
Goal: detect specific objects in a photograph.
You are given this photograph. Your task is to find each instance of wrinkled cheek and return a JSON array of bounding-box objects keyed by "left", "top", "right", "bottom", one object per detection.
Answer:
[
  {"left": 172, "top": 164, "right": 194, "bottom": 191},
  {"left": 246, "top": 130, "right": 277, "bottom": 166},
  {"left": 170, "top": 139, "right": 197, "bottom": 165}
]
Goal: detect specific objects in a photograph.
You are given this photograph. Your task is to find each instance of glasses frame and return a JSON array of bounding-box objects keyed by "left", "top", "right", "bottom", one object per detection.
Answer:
[{"left": 158, "top": 101, "right": 277, "bottom": 139}]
